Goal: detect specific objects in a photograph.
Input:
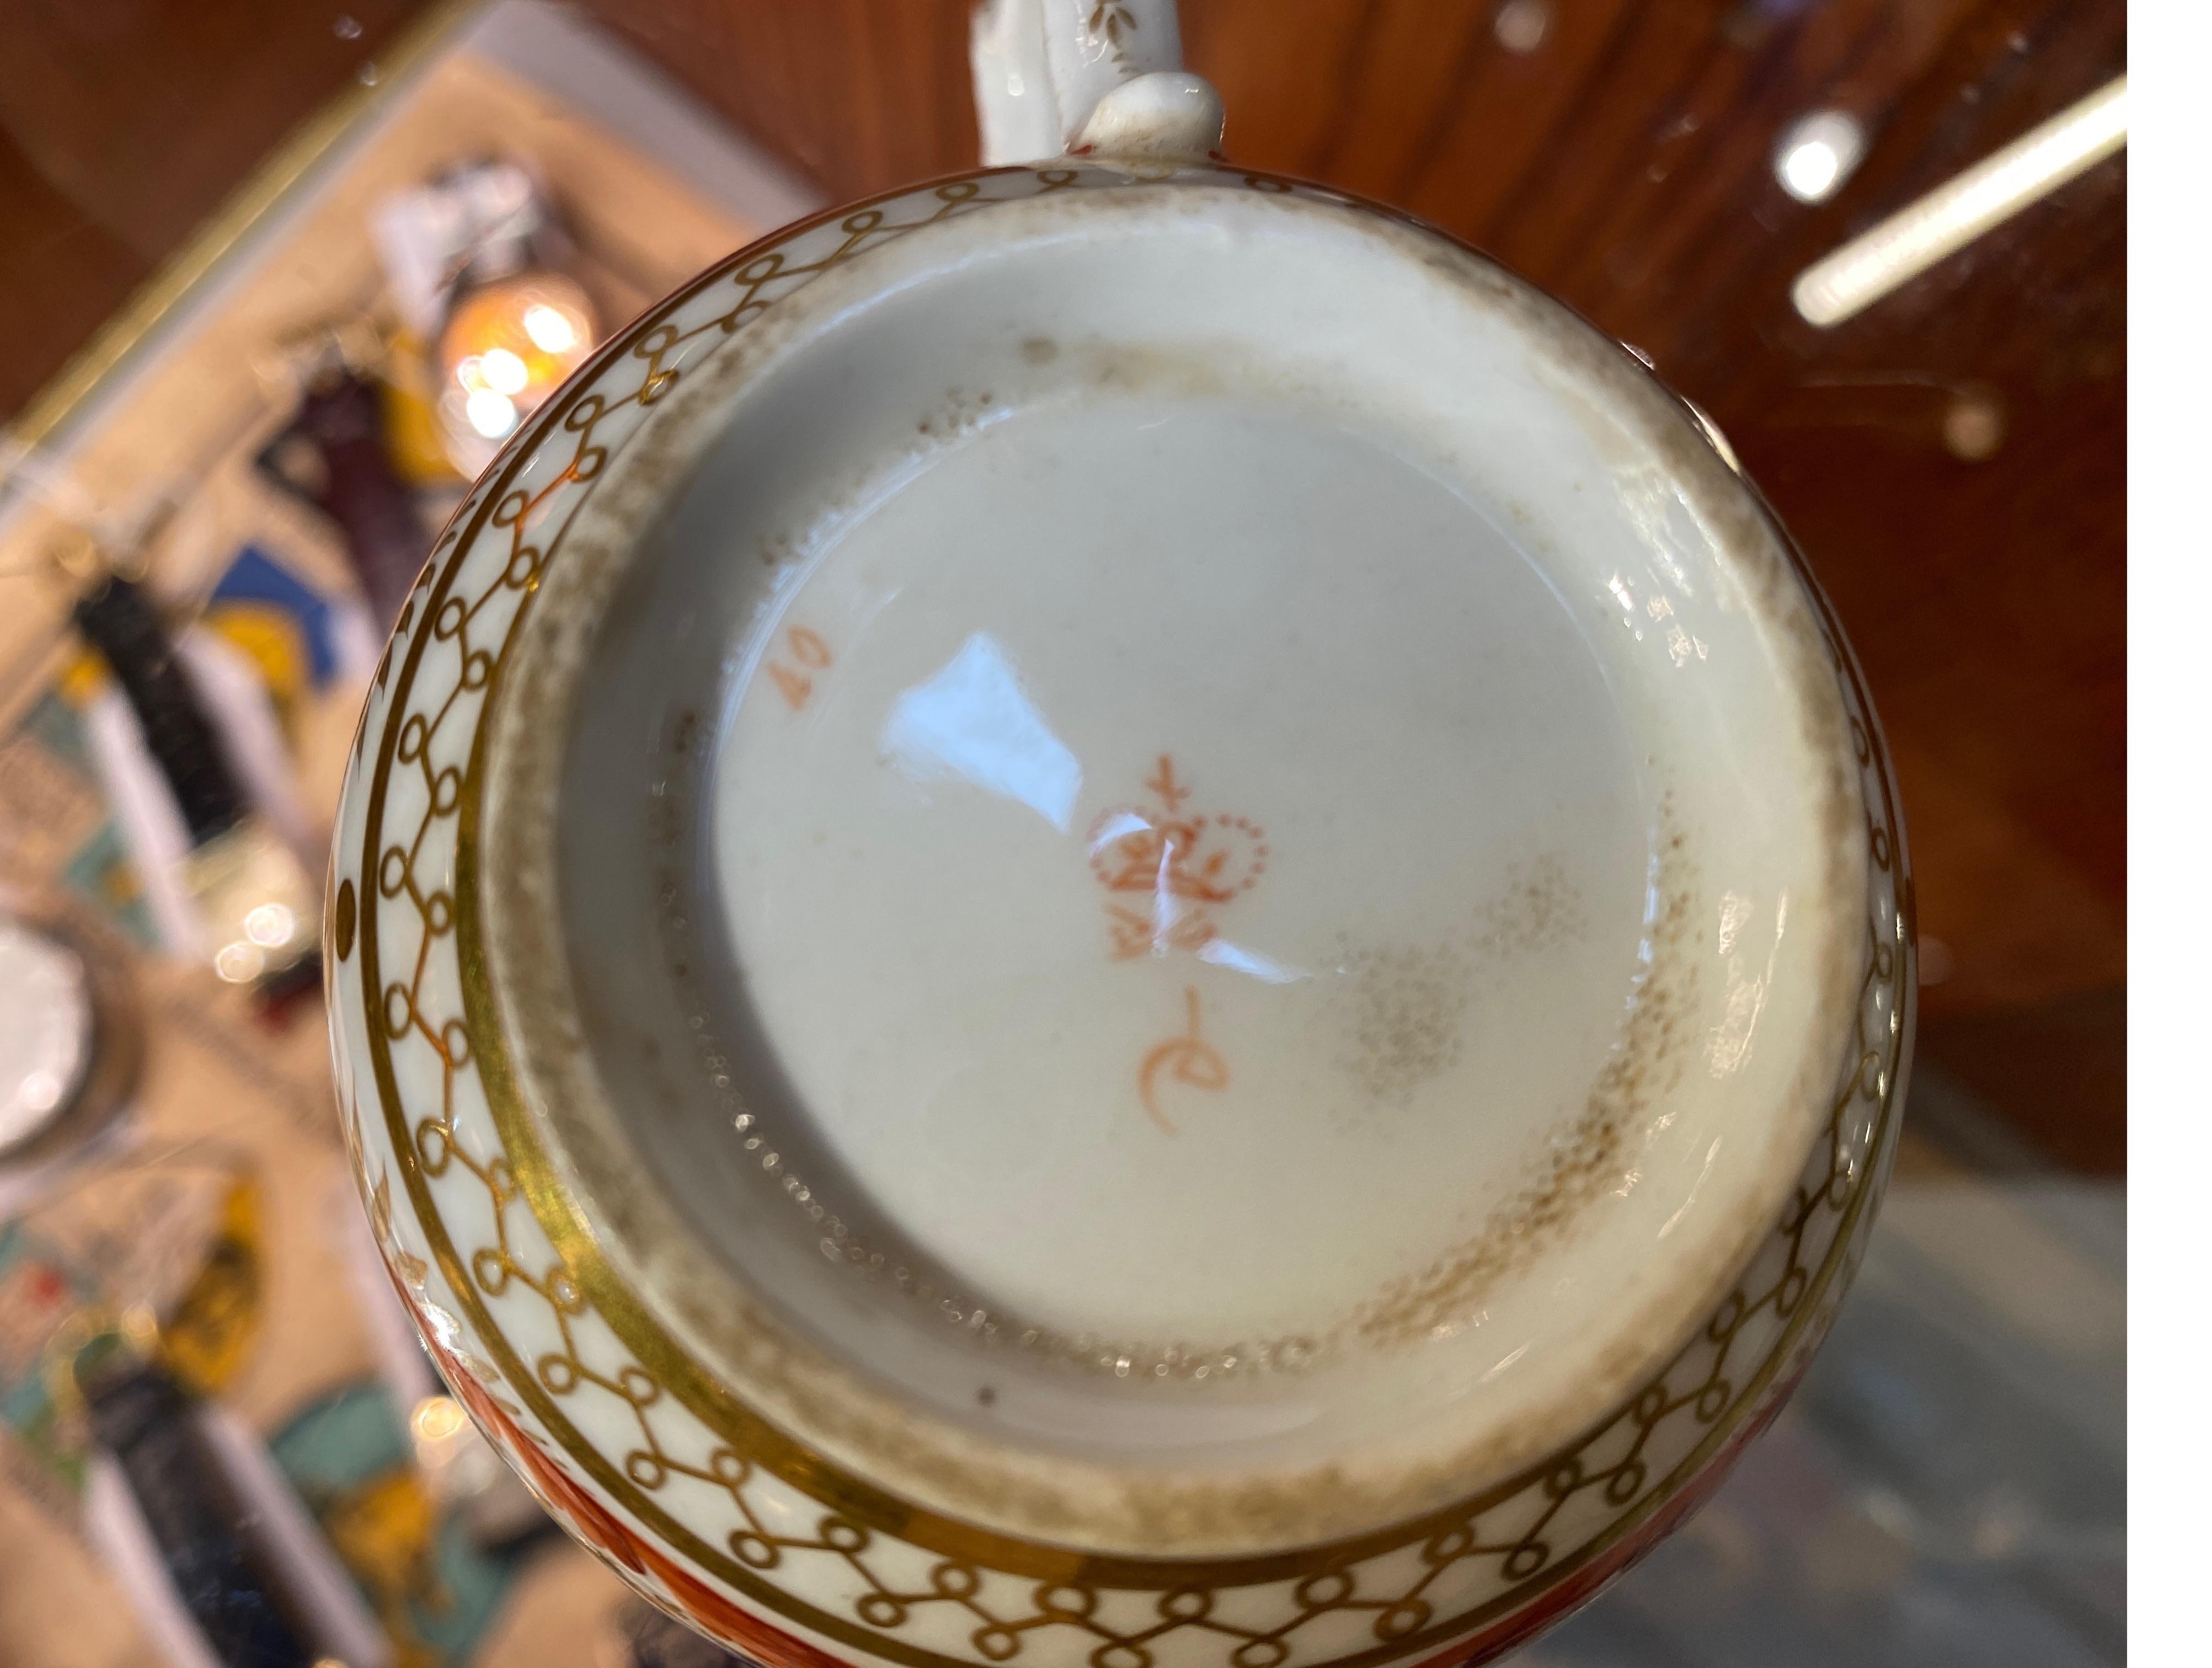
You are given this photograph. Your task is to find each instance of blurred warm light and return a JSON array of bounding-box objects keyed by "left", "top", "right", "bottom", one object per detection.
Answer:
[
  {"left": 243, "top": 902, "right": 295, "bottom": 947},
  {"left": 213, "top": 940, "right": 264, "bottom": 983},
  {"left": 1781, "top": 141, "right": 1840, "bottom": 200},
  {"left": 437, "top": 273, "right": 598, "bottom": 466},
  {"left": 410, "top": 1394, "right": 468, "bottom": 1444},
  {"left": 464, "top": 387, "right": 519, "bottom": 438},
  {"left": 480, "top": 347, "right": 528, "bottom": 395},
  {"left": 1775, "top": 110, "right": 1864, "bottom": 204},
  {"left": 523, "top": 303, "right": 579, "bottom": 353}
]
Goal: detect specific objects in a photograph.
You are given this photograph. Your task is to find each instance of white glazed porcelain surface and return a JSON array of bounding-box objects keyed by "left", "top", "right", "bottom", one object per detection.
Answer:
[
  {"left": 508, "top": 180, "right": 1866, "bottom": 1533},
  {"left": 972, "top": 0, "right": 1189, "bottom": 162},
  {"left": 327, "top": 163, "right": 1910, "bottom": 1668}
]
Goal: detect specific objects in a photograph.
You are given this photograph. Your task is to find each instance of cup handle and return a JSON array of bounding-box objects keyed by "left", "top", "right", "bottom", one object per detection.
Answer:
[{"left": 971, "top": 0, "right": 1224, "bottom": 164}]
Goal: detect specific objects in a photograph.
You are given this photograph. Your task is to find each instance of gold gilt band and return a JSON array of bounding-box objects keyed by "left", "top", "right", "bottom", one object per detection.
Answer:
[{"left": 335, "top": 162, "right": 1909, "bottom": 1668}]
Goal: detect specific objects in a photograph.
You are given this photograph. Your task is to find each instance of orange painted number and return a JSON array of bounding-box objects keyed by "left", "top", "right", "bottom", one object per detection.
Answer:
[{"left": 768, "top": 626, "right": 832, "bottom": 710}]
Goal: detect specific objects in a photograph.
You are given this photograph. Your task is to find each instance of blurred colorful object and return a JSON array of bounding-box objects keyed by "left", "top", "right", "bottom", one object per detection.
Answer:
[
  {"left": 378, "top": 329, "right": 468, "bottom": 489},
  {"left": 270, "top": 1381, "right": 524, "bottom": 1668},
  {"left": 62, "top": 569, "right": 321, "bottom": 999},
  {"left": 7, "top": 542, "right": 356, "bottom": 999},
  {"left": 257, "top": 367, "right": 435, "bottom": 629},
  {"left": 204, "top": 544, "right": 368, "bottom": 719},
  {"left": 0, "top": 1152, "right": 263, "bottom": 1489},
  {"left": 370, "top": 158, "right": 601, "bottom": 479},
  {"left": 2, "top": 694, "right": 161, "bottom": 951},
  {"left": 153, "top": 1174, "right": 264, "bottom": 1397}
]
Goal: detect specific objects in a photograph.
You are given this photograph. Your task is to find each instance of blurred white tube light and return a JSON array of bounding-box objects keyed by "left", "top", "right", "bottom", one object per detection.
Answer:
[{"left": 1793, "top": 74, "right": 2126, "bottom": 328}]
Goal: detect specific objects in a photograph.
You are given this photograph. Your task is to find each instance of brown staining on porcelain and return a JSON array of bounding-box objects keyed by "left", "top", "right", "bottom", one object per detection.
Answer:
[
  {"left": 1353, "top": 827, "right": 1699, "bottom": 1350},
  {"left": 915, "top": 386, "right": 1000, "bottom": 443},
  {"left": 1473, "top": 854, "right": 1585, "bottom": 956},
  {"left": 1339, "top": 940, "right": 1471, "bottom": 1106},
  {"left": 1018, "top": 335, "right": 1060, "bottom": 365},
  {"left": 1335, "top": 854, "right": 1584, "bottom": 1109}
]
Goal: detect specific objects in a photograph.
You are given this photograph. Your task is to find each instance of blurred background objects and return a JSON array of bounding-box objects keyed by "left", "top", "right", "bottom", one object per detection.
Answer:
[{"left": 0, "top": 3, "right": 2123, "bottom": 1665}]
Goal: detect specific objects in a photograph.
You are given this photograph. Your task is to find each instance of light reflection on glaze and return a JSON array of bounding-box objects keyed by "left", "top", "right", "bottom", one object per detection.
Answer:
[
  {"left": 1709, "top": 891, "right": 1787, "bottom": 1079},
  {"left": 880, "top": 632, "right": 1083, "bottom": 829}
]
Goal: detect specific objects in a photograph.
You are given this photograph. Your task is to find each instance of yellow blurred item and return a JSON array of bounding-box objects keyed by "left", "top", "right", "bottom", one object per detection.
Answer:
[
  {"left": 158, "top": 1174, "right": 265, "bottom": 1394},
  {"left": 379, "top": 328, "right": 467, "bottom": 487},
  {"left": 204, "top": 602, "right": 309, "bottom": 722}
]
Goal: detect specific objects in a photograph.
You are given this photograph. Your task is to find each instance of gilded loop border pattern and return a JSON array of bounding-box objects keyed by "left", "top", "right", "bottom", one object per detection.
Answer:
[{"left": 335, "top": 163, "right": 1909, "bottom": 1668}]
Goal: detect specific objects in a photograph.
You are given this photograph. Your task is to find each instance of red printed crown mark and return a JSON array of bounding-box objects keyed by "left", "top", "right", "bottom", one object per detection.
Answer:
[
  {"left": 1087, "top": 755, "right": 1267, "bottom": 960},
  {"left": 1089, "top": 755, "right": 1267, "bottom": 1133}
]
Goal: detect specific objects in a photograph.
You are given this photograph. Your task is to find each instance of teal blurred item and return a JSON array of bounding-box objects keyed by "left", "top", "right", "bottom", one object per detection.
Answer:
[
  {"left": 8, "top": 693, "right": 161, "bottom": 951},
  {"left": 270, "top": 1380, "right": 526, "bottom": 1668},
  {"left": 0, "top": 1218, "right": 98, "bottom": 1493}
]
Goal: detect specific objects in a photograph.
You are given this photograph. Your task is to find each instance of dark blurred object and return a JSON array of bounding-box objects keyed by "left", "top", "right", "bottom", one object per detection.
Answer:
[
  {"left": 574, "top": 0, "right": 2128, "bottom": 1173},
  {"left": 67, "top": 570, "right": 321, "bottom": 1002},
  {"left": 257, "top": 361, "right": 432, "bottom": 629},
  {"left": 71, "top": 576, "right": 247, "bottom": 847},
  {"left": 618, "top": 1597, "right": 753, "bottom": 1668},
  {"left": 1917, "top": 989, "right": 2125, "bottom": 1174},
  {"left": 82, "top": 1359, "right": 320, "bottom": 1668},
  {"left": 72, "top": 1334, "right": 393, "bottom": 1668}
]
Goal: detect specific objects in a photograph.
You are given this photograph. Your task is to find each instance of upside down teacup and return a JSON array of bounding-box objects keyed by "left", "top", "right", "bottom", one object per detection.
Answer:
[{"left": 327, "top": 4, "right": 1912, "bottom": 1662}]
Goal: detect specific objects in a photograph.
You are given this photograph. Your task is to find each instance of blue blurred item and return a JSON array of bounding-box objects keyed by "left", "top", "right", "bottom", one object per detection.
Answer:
[{"left": 205, "top": 545, "right": 356, "bottom": 694}]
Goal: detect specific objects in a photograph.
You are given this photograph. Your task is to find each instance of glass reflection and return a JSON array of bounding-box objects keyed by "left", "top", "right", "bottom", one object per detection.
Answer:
[
  {"left": 880, "top": 632, "right": 1082, "bottom": 829},
  {"left": 1197, "top": 937, "right": 1308, "bottom": 985}
]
